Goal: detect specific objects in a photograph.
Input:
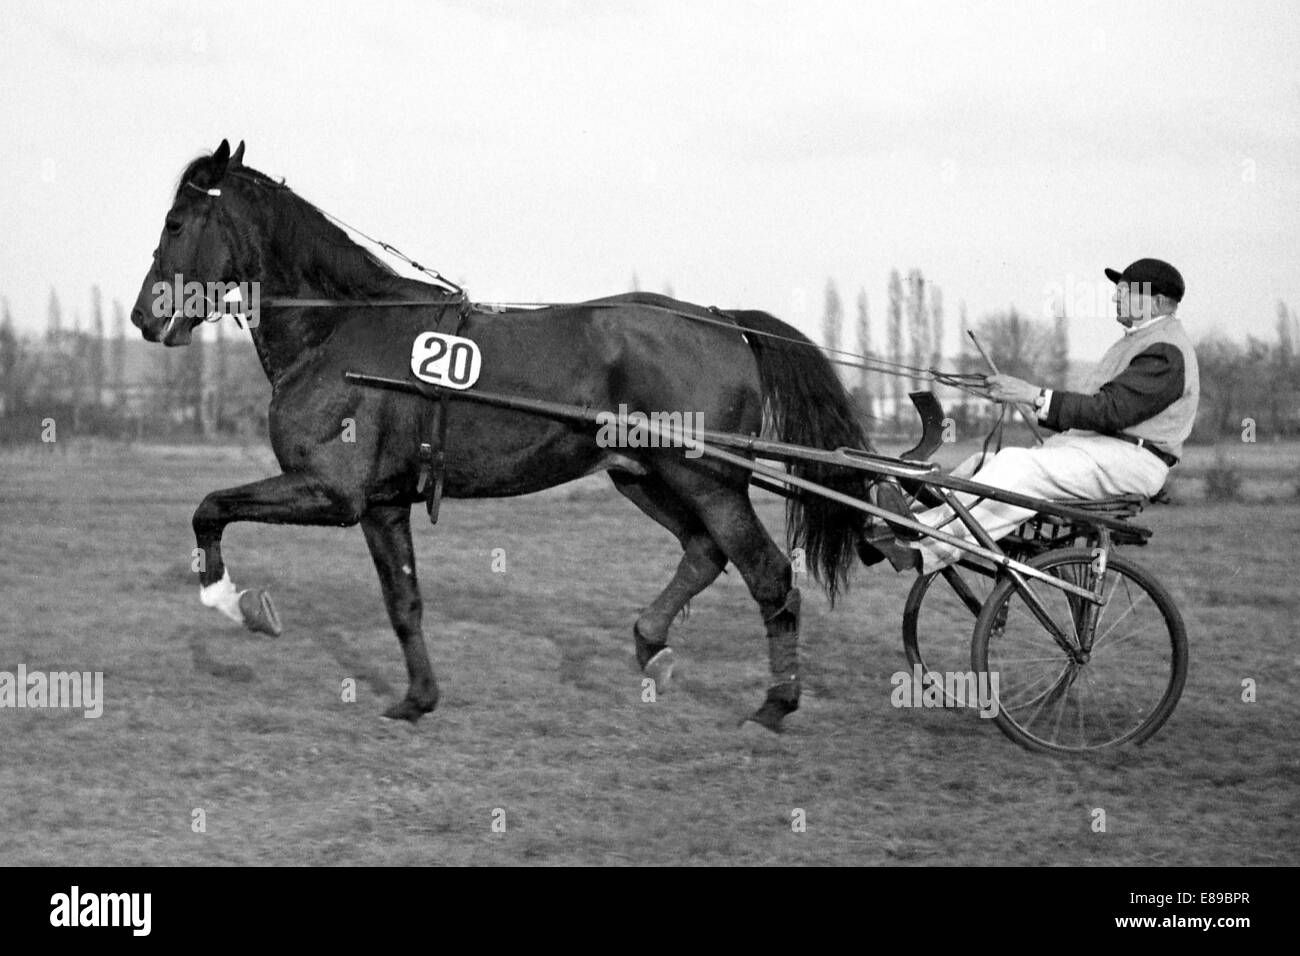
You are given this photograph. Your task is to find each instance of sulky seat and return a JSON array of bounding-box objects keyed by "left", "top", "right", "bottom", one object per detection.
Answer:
[
  {"left": 1007, "top": 493, "right": 1151, "bottom": 553},
  {"left": 1043, "top": 493, "right": 1147, "bottom": 519}
]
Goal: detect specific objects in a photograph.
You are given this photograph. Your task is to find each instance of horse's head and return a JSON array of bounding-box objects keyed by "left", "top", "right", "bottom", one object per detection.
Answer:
[{"left": 131, "top": 138, "right": 255, "bottom": 346}]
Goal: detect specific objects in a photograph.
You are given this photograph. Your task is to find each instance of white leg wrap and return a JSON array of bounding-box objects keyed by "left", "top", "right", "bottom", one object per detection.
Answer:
[{"left": 200, "top": 569, "right": 246, "bottom": 625}]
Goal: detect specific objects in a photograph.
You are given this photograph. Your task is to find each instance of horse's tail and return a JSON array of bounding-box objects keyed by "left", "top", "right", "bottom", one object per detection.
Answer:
[{"left": 727, "top": 309, "right": 874, "bottom": 605}]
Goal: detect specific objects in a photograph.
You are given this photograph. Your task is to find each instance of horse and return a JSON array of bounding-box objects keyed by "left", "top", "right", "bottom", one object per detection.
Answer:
[{"left": 130, "top": 139, "right": 883, "bottom": 732}]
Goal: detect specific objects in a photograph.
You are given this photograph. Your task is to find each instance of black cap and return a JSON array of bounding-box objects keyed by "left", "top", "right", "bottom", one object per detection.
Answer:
[{"left": 1104, "top": 258, "right": 1184, "bottom": 302}]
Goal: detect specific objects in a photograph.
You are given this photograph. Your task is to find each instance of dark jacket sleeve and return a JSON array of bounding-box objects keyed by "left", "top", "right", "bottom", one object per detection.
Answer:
[{"left": 1043, "top": 343, "right": 1185, "bottom": 434}]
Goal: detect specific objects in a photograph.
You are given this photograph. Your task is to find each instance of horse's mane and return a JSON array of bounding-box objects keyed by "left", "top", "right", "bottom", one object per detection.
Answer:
[{"left": 175, "top": 153, "right": 409, "bottom": 300}]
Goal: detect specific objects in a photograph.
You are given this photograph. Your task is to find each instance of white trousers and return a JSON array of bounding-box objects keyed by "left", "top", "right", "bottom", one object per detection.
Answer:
[{"left": 910, "top": 432, "right": 1169, "bottom": 573}]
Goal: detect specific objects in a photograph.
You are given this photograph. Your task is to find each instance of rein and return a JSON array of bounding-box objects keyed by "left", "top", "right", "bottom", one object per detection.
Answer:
[
  {"left": 261, "top": 298, "right": 458, "bottom": 308},
  {"left": 190, "top": 174, "right": 989, "bottom": 396},
  {"left": 469, "top": 299, "right": 991, "bottom": 394}
]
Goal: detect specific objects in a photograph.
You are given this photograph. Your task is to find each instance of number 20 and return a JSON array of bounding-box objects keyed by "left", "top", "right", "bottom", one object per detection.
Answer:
[{"left": 418, "top": 336, "right": 475, "bottom": 386}]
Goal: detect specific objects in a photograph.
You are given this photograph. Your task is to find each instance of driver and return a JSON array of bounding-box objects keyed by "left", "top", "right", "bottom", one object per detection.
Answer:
[{"left": 869, "top": 258, "right": 1200, "bottom": 574}]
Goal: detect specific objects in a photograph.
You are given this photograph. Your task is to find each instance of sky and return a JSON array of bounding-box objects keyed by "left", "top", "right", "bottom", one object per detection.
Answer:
[{"left": 1, "top": 0, "right": 1298, "bottom": 362}]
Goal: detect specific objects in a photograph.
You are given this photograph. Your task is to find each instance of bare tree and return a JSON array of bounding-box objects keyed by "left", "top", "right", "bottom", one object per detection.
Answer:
[
  {"left": 906, "top": 269, "right": 929, "bottom": 391},
  {"left": 957, "top": 300, "right": 972, "bottom": 423},
  {"left": 90, "top": 286, "right": 105, "bottom": 409},
  {"left": 1273, "top": 300, "right": 1297, "bottom": 434},
  {"left": 186, "top": 320, "right": 207, "bottom": 435},
  {"left": 1291, "top": 305, "right": 1300, "bottom": 365},
  {"left": 1049, "top": 305, "right": 1070, "bottom": 386},
  {"left": 0, "top": 299, "right": 18, "bottom": 415},
  {"left": 973, "top": 308, "right": 1054, "bottom": 380},
  {"left": 928, "top": 284, "right": 944, "bottom": 373},
  {"left": 887, "top": 269, "right": 904, "bottom": 427},
  {"left": 1278, "top": 300, "right": 1295, "bottom": 368},
  {"left": 1195, "top": 335, "right": 1273, "bottom": 438},
  {"left": 154, "top": 344, "right": 182, "bottom": 433},
  {"left": 822, "top": 278, "right": 843, "bottom": 354},
  {"left": 855, "top": 287, "right": 871, "bottom": 384},
  {"left": 854, "top": 287, "right": 874, "bottom": 420},
  {"left": 214, "top": 312, "right": 227, "bottom": 432},
  {"left": 957, "top": 300, "right": 971, "bottom": 367},
  {"left": 112, "top": 300, "right": 127, "bottom": 395},
  {"left": 47, "top": 287, "right": 62, "bottom": 344}
]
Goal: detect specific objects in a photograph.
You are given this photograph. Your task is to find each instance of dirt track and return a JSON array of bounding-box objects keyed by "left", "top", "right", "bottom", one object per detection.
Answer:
[{"left": 1, "top": 442, "right": 1296, "bottom": 865}]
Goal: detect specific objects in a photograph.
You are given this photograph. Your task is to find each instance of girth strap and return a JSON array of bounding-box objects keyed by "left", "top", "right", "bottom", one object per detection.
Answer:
[{"left": 416, "top": 302, "right": 468, "bottom": 523}]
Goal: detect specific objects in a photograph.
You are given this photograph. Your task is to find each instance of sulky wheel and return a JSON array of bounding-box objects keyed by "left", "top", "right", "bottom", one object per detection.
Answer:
[
  {"left": 970, "top": 547, "right": 1187, "bottom": 754},
  {"left": 902, "top": 563, "right": 997, "bottom": 708}
]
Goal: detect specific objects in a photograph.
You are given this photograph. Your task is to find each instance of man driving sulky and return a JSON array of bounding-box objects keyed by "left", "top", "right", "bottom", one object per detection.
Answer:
[{"left": 868, "top": 257, "right": 1200, "bottom": 573}]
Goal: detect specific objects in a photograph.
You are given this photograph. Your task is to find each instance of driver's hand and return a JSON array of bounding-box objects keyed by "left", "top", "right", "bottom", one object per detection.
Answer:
[{"left": 985, "top": 374, "right": 1040, "bottom": 404}]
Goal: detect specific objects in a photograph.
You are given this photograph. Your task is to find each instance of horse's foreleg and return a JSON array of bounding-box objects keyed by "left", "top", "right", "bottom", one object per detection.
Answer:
[
  {"left": 359, "top": 505, "right": 438, "bottom": 722},
  {"left": 193, "top": 473, "right": 362, "bottom": 635}
]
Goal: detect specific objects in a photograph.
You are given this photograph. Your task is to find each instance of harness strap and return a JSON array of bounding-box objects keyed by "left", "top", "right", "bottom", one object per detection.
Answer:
[
  {"left": 418, "top": 302, "right": 467, "bottom": 524},
  {"left": 427, "top": 400, "right": 449, "bottom": 524}
]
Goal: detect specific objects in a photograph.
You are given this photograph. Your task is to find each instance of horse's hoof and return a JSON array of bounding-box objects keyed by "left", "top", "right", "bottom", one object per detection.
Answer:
[
  {"left": 744, "top": 681, "right": 800, "bottom": 733},
  {"left": 382, "top": 696, "right": 437, "bottom": 723},
  {"left": 633, "top": 622, "right": 667, "bottom": 670},
  {"left": 239, "top": 588, "right": 282, "bottom": 637},
  {"left": 744, "top": 704, "right": 786, "bottom": 734},
  {"left": 643, "top": 647, "right": 677, "bottom": 692}
]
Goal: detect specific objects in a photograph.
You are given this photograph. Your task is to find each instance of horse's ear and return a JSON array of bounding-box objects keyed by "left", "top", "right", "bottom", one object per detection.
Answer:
[
  {"left": 231, "top": 140, "right": 245, "bottom": 167},
  {"left": 212, "top": 139, "right": 231, "bottom": 170}
]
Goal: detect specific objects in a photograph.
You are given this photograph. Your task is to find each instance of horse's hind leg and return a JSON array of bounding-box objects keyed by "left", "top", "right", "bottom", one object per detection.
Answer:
[
  {"left": 359, "top": 504, "right": 439, "bottom": 722},
  {"left": 610, "top": 473, "right": 726, "bottom": 685},
  {"left": 658, "top": 467, "right": 800, "bottom": 732}
]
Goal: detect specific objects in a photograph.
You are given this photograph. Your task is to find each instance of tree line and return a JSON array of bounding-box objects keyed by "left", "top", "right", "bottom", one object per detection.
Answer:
[
  {"left": 0, "top": 286, "right": 268, "bottom": 443},
  {"left": 823, "top": 271, "right": 1300, "bottom": 442},
  {"left": 3, "top": 281, "right": 1298, "bottom": 445},
  {"left": 823, "top": 269, "right": 1067, "bottom": 438}
]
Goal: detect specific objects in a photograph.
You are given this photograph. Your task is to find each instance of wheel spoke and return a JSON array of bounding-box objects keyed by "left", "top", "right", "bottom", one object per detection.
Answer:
[
  {"left": 1053, "top": 666, "right": 1079, "bottom": 740},
  {"left": 1090, "top": 569, "right": 1122, "bottom": 640},
  {"left": 999, "top": 667, "right": 1061, "bottom": 710},
  {"left": 1092, "top": 582, "right": 1150, "bottom": 649},
  {"left": 1081, "top": 667, "right": 1122, "bottom": 746},
  {"left": 1092, "top": 617, "right": 1162, "bottom": 656},
  {"left": 1076, "top": 670, "right": 1086, "bottom": 747},
  {"left": 1011, "top": 663, "right": 1071, "bottom": 723}
]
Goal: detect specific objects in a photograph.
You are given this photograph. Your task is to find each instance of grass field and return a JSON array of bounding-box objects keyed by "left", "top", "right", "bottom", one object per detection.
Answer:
[{"left": 1, "top": 439, "right": 1297, "bottom": 865}]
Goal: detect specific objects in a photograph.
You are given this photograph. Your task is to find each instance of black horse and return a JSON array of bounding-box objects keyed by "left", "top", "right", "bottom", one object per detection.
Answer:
[{"left": 131, "top": 140, "right": 881, "bottom": 731}]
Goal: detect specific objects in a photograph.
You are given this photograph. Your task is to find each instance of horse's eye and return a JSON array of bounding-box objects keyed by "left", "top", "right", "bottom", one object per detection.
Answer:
[{"left": 165, "top": 216, "right": 183, "bottom": 236}]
